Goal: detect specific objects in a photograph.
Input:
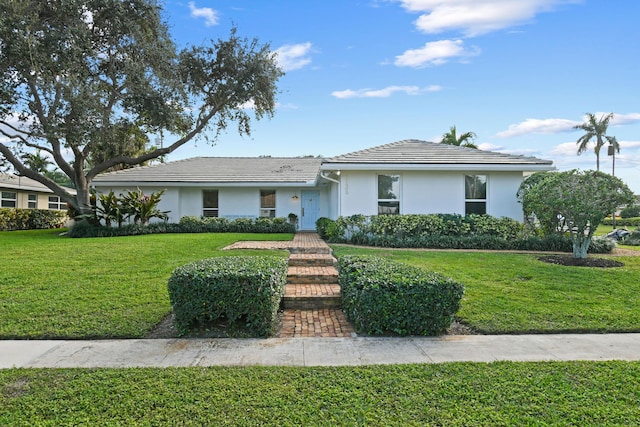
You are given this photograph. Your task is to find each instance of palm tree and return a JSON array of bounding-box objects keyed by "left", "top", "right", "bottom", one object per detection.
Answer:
[
  {"left": 441, "top": 125, "right": 478, "bottom": 149},
  {"left": 21, "top": 149, "right": 53, "bottom": 173},
  {"left": 574, "top": 112, "right": 616, "bottom": 171}
]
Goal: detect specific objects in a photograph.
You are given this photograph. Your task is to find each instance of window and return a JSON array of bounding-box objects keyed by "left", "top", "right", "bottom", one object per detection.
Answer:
[
  {"left": 202, "top": 190, "right": 219, "bottom": 217},
  {"left": 28, "top": 194, "right": 38, "bottom": 209},
  {"left": 48, "top": 195, "right": 65, "bottom": 210},
  {"left": 377, "top": 174, "right": 400, "bottom": 215},
  {"left": 260, "top": 190, "right": 276, "bottom": 218},
  {"left": 465, "top": 175, "right": 487, "bottom": 215},
  {"left": 1, "top": 191, "right": 17, "bottom": 208}
]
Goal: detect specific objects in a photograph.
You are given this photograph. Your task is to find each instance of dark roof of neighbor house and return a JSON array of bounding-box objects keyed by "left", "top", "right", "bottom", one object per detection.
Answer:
[
  {"left": 92, "top": 157, "right": 325, "bottom": 184},
  {"left": 323, "top": 139, "right": 554, "bottom": 166}
]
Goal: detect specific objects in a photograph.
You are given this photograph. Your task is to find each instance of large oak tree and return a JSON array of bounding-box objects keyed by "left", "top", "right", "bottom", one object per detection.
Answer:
[{"left": 0, "top": 0, "right": 283, "bottom": 216}]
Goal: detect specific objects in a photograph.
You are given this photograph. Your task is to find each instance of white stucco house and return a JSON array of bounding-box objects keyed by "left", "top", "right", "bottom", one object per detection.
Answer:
[{"left": 92, "top": 139, "right": 555, "bottom": 230}]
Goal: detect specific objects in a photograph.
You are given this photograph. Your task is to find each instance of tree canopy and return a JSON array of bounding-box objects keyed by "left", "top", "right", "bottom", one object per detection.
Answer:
[
  {"left": 0, "top": 0, "right": 283, "bottom": 215},
  {"left": 574, "top": 113, "right": 616, "bottom": 172},
  {"left": 440, "top": 125, "right": 478, "bottom": 149},
  {"left": 518, "top": 170, "right": 635, "bottom": 258}
]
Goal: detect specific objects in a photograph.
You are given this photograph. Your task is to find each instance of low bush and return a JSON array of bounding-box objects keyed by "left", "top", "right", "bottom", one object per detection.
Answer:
[
  {"left": 0, "top": 208, "right": 67, "bottom": 230},
  {"left": 68, "top": 216, "right": 295, "bottom": 237},
  {"left": 602, "top": 217, "right": 640, "bottom": 227},
  {"left": 620, "top": 205, "right": 640, "bottom": 218},
  {"left": 623, "top": 229, "right": 640, "bottom": 246},
  {"left": 317, "top": 214, "right": 614, "bottom": 253},
  {"left": 168, "top": 256, "right": 288, "bottom": 337},
  {"left": 338, "top": 255, "right": 464, "bottom": 336}
]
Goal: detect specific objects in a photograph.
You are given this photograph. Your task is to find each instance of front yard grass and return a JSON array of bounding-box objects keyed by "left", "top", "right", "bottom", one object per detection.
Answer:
[
  {"left": 0, "top": 229, "right": 291, "bottom": 339},
  {"left": 332, "top": 246, "right": 640, "bottom": 334},
  {"left": 1, "top": 362, "right": 639, "bottom": 425}
]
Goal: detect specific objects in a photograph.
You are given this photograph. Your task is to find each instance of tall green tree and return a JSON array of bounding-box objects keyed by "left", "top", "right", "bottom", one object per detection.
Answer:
[
  {"left": 21, "top": 149, "right": 52, "bottom": 174},
  {"left": 440, "top": 125, "right": 478, "bottom": 149},
  {"left": 574, "top": 112, "right": 616, "bottom": 171},
  {"left": 518, "top": 170, "right": 634, "bottom": 259},
  {"left": 0, "top": 0, "right": 283, "bottom": 217}
]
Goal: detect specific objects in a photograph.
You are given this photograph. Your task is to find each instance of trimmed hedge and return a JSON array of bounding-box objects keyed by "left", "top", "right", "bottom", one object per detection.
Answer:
[
  {"left": 602, "top": 217, "right": 640, "bottom": 227},
  {"left": 620, "top": 205, "right": 640, "bottom": 218},
  {"left": 68, "top": 216, "right": 295, "bottom": 237},
  {"left": 338, "top": 255, "right": 464, "bottom": 336},
  {"left": 318, "top": 214, "right": 524, "bottom": 242},
  {"left": 0, "top": 208, "right": 67, "bottom": 230},
  {"left": 168, "top": 256, "right": 288, "bottom": 337},
  {"left": 317, "top": 215, "right": 615, "bottom": 253}
]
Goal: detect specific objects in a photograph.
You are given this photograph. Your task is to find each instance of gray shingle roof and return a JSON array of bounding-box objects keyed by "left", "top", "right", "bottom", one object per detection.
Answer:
[
  {"left": 323, "top": 139, "right": 553, "bottom": 166},
  {"left": 0, "top": 174, "right": 55, "bottom": 193},
  {"left": 93, "top": 157, "right": 324, "bottom": 184}
]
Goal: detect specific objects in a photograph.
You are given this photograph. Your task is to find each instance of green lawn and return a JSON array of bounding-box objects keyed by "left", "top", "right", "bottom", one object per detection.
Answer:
[
  {"left": 1, "top": 362, "right": 639, "bottom": 425},
  {"left": 332, "top": 246, "right": 640, "bottom": 334},
  {"left": 0, "top": 229, "right": 291, "bottom": 339}
]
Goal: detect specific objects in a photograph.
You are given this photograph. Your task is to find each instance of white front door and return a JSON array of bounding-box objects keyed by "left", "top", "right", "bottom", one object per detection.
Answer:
[{"left": 300, "top": 190, "right": 320, "bottom": 230}]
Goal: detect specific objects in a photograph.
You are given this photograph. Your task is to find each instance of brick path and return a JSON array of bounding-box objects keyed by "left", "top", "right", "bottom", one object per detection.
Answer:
[{"left": 224, "top": 232, "right": 356, "bottom": 338}]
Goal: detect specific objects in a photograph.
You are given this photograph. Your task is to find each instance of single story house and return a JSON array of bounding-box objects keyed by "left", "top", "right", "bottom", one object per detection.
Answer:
[
  {"left": 0, "top": 173, "right": 73, "bottom": 211},
  {"left": 92, "top": 139, "right": 555, "bottom": 230}
]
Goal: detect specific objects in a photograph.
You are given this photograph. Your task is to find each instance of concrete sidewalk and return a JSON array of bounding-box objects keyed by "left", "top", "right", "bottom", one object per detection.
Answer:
[{"left": 3, "top": 334, "right": 640, "bottom": 369}]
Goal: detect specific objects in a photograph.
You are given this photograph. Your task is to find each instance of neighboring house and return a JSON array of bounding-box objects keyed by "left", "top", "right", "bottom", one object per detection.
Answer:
[
  {"left": 92, "top": 139, "right": 555, "bottom": 230},
  {"left": 0, "top": 174, "right": 73, "bottom": 211}
]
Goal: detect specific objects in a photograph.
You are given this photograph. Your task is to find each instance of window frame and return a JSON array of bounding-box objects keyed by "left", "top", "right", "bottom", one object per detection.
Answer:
[
  {"left": 377, "top": 174, "right": 401, "bottom": 215},
  {"left": 48, "top": 195, "right": 65, "bottom": 210},
  {"left": 27, "top": 193, "right": 38, "bottom": 209},
  {"left": 1, "top": 191, "right": 17, "bottom": 208},
  {"left": 259, "top": 189, "right": 276, "bottom": 218},
  {"left": 202, "top": 190, "right": 219, "bottom": 217},
  {"left": 464, "top": 174, "right": 487, "bottom": 215}
]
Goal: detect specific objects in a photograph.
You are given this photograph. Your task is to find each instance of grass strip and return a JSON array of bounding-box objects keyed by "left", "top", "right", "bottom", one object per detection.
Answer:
[{"left": 1, "top": 362, "right": 639, "bottom": 426}]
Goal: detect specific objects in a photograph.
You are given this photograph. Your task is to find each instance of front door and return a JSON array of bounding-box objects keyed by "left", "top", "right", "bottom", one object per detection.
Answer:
[{"left": 301, "top": 190, "right": 320, "bottom": 230}]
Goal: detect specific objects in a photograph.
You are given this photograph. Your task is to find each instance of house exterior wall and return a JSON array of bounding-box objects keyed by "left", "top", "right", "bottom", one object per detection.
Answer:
[
  {"left": 335, "top": 170, "right": 526, "bottom": 221},
  {"left": 94, "top": 185, "right": 330, "bottom": 228},
  {"left": 0, "top": 187, "right": 66, "bottom": 211}
]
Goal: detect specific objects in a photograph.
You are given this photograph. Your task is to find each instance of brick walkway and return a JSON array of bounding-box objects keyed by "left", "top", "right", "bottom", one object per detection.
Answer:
[{"left": 224, "top": 232, "right": 356, "bottom": 338}]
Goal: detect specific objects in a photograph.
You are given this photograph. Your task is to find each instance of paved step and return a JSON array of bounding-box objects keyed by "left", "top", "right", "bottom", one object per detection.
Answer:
[
  {"left": 288, "top": 253, "right": 336, "bottom": 267},
  {"left": 282, "top": 284, "right": 342, "bottom": 309},
  {"left": 278, "top": 309, "right": 356, "bottom": 338},
  {"left": 286, "top": 266, "right": 339, "bottom": 285},
  {"left": 289, "top": 246, "right": 332, "bottom": 255}
]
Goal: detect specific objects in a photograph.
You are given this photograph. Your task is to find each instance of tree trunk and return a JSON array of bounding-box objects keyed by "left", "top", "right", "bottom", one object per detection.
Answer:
[{"left": 572, "top": 234, "right": 591, "bottom": 259}]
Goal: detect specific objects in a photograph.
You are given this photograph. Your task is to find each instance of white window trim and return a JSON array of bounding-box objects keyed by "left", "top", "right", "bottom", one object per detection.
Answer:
[
  {"left": 464, "top": 174, "right": 488, "bottom": 215},
  {"left": 377, "top": 173, "right": 401, "bottom": 215},
  {"left": 1, "top": 191, "right": 17, "bottom": 208},
  {"left": 202, "top": 190, "right": 219, "bottom": 217},
  {"left": 28, "top": 193, "right": 38, "bottom": 209},
  {"left": 48, "top": 195, "right": 65, "bottom": 210},
  {"left": 260, "top": 190, "right": 276, "bottom": 218}
]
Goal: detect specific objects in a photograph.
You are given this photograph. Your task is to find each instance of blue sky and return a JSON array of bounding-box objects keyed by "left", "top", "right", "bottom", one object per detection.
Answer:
[{"left": 162, "top": 0, "right": 640, "bottom": 192}]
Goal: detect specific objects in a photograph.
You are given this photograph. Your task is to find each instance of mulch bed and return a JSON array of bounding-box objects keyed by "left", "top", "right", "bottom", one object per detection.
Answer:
[{"left": 538, "top": 255, "right": 625, "bottom": 268}]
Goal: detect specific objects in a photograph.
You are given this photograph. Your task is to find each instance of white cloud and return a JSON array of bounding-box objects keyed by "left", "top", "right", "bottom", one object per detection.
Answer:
[
  {"left": 496, "top": 118, "right": 580, "bottom": 138},
  {"left": 275, "top": 43, "right": 313, "bottom": 71},
  {"left": 394, "top": 39, "right": 479, "bottom": 68},
  {"left": 188, "top": 2, "right": 219, "bottom": 27},
  {"left": 396, "top": 0, "right": 579, "bottom": 37},
  {"left": 331, "top": 85, "right": 441, "bottom": 99},
  {"left": 608, "top": 112, "right": 640, "bottom": 126}
]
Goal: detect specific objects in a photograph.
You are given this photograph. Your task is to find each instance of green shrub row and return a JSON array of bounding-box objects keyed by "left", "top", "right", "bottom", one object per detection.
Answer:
[
  {"left": 317, "top": 215, "right": 615, "bottom": 253},
  {"left": 620, "top": 205, "right": 640, "bottom": 218},
  {"left": 168, "top": 256, "right": 288, "bottom": 337},
  {"left": 602, "top": 217, "right": 640, "bottom": 227},
  {"left": 345, "top": 233, "right": 615, "bottom": 253},
  {"left": 178, "top": 216, "right": 294, "bottom": 233},
  {"left": 0, "top": 208, "right": 67, "bottom": 230},
  {"left": 623, "top": 229, "right": 640, "bottom": 246},
  {"left": 317, "top": 214, "right": 524, "bottom": 242},
  {"left": 338, "top": 255, "right": 464, "bottom": 336},
  {"left": 68, "top": 216, "right": 295, "bottom": 237}
]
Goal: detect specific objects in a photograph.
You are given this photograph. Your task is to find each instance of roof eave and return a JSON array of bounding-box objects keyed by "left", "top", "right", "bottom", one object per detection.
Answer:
[
  {"left": 92, "top": 180, "right": 320, "bottom": 188},
  {"left": 320, "top": 163, "right": 555, "bottom": 172}
]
